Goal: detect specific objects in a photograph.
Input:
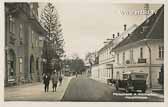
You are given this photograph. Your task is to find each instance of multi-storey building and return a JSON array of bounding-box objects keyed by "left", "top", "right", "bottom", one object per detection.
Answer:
[
  {"left": 91, "top": 24, "right": 137, "bottom": 83},
  {"left": 112, "top": 5, "right": 164, "bottom": 89},
  {"left": 5, "top": 3, "right": 47, "bottom": 86}
]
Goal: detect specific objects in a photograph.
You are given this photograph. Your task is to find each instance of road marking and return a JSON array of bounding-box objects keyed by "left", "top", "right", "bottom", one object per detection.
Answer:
[{"left": 125, "top": 96, "right": 148, "bottom": 99}]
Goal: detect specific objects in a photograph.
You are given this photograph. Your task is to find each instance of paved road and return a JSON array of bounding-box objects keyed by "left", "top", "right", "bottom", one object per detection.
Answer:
[{"left": 62, "top": 77, "right": 164, "bottom": 102}]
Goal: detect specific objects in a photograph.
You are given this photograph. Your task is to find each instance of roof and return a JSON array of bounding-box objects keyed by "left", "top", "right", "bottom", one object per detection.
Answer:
[
  {"left": 113, "top": 5, "right": 164, "bottom": 51},
  {"left": 98, "top": 40, "right": 113, "bottom": 54},
  {"left": 98, "top": 24, "right": 137, "bottom": 55},
  {"left": 5, "top": 3, "right": 47, "bottom": 36}
]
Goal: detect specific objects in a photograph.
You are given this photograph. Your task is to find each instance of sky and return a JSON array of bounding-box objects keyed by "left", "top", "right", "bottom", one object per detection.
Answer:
[{"left": 38, "top": 1, "right": 162, "bottom": 60}]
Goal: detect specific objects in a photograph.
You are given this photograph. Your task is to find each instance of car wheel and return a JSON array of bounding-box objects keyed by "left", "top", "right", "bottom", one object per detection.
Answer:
[{"left": 116, "top": 85, "right": 119, "bottom": 91}]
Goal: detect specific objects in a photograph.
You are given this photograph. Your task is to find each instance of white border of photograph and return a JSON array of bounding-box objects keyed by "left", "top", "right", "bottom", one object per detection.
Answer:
[{"left": 0, "top": 0, "right": 167, "bottom": 107}]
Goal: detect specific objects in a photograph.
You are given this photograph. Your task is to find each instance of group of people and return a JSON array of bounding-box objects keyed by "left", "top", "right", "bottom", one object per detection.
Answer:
[{"left": 43, "top": 71, "right": 63, "bottom": 92}]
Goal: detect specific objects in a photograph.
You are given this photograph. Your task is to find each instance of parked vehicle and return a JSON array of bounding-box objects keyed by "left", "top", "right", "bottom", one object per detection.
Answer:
[
  {"left": 107, "top": 79, "right": 115, "bottom": 85},
  {"left": 115, "top": 72, "right": 148, "bottom": 93}
]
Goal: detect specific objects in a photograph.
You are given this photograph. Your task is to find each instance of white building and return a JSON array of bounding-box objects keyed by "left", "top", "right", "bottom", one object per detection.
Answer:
[
  {"left": 112, "top": 6, "right": 164, "bottom": 89},
  {"left": 91, "top": 24, "right": 137, "bottom": 83}
]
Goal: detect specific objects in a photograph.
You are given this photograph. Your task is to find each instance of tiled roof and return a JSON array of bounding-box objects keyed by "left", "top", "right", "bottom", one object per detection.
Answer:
[{"left": 113, "top": 5, "right": 164, "bottom": 50}]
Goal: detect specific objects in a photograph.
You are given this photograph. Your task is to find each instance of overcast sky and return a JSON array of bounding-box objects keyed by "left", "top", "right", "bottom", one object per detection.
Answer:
[{"left": 38, "top": 2, "right": 162, "bottom": 60}]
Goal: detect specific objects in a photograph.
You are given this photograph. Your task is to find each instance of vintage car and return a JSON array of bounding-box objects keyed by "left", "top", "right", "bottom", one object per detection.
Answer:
[{"left": 115, "top": 72, "right": 148, "bottom": 93}]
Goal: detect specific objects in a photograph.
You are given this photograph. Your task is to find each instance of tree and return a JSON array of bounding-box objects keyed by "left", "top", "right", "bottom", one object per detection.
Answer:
[
  {"left": 85, "top": 52, "right": 97, "bottom": 76},
  {"left": 63, "top": 55, "right": 85, "bottom": 75},
  {"left": 40, "top": 3, "right": 64, "bottom": 74}
]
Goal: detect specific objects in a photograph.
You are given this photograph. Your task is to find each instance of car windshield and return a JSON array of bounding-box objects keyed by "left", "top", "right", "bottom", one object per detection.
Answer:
[
  {"left": 131, "top": 73, "right": 147, "bottom": 80},
  {"left": 135, "top": 75, "right": 145, "bottom": 78}
]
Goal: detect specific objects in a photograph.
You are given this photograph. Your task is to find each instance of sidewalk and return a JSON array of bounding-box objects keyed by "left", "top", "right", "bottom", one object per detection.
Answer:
[
  {"left": 4, "top": 76, "right": 73, "bottom": 101},
  {"left": 146, "top": 88, "right": 164, "bottom": 99}
]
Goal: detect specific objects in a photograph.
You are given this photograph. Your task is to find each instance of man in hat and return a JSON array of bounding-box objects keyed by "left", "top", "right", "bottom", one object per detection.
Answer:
[{"left": 51, "top": 70, "right": 58, "bottom": 92}]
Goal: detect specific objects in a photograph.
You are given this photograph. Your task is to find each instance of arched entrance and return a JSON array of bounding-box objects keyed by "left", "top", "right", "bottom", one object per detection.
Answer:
[
  {"left": 30, "top": 55, "right": 34, "bottom": 81},
  {"left": 36, "top": 57, "right": 40, "bottom": 81},
  {"left": 8, "top": 49, "right": 16, "bottom": 83}
]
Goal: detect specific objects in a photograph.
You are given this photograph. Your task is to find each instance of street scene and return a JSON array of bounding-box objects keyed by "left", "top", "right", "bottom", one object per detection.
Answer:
[{"left": 4, "top": 2, "right": 164, "bottom": 102}]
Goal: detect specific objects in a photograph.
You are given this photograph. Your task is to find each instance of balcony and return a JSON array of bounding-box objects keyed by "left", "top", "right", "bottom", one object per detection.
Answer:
[{"left": 138, "top": 58, "right": 147, "bottom": 63}]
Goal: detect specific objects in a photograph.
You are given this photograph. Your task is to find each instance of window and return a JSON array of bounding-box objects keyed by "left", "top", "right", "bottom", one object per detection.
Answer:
[
  {"left": 19, "top": 58, "right": 23, "bottom": 73},
  {"left": 36, "top": 59, "right": 39, "bottom": 70},
  {"left": 130, "top": 49, "right": 132, "bottom": 63},
  {"left": 140, "top": 48, "right": 143, "bottom": 59},
  {"left": 135, "top": 75, "right": 145, "bottom": 79},
  {"left": 36, "top": 40, "right": 38, "bottom": 47},
  {"left": 9, "top": 15, "right": 15, "bottom": 34},
  {"left": 159, "top": 46, "right": 164, "bottom": 59},
  {"left": 19, "top": 24, "right": 23, "bottom": 44},
  {"left": 123, "top": 52, "right": 125, "bottom": 64},
  {"left": 130, "top": 48, "right": 134, "bottom": 64},
  {"left": 117, "top": 54, "right": 119, "bottom": 64},
  {"left": 31, "top": 30, "right": 34, "bottom": 47}
]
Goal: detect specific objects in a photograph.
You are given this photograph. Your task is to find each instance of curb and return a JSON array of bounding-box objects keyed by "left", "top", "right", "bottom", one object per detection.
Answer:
[
  {"left": 59, "top": 76, "right": 74, "bottom": 100},
  {"left": 151, "top": 92, "right": 164, "bottom": 99}
]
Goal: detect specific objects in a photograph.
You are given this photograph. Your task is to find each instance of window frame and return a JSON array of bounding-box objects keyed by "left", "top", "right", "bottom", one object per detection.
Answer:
[
  {"left": 123, "top": 52, "right": 125, "bottom": 64},
  {"left": 159, "top": 46, "right": 164, "bottom": 59},
  {"left": 19, "top": 57, "right": 23, "bottom": 73},
  {"left": 140, "top": 47, "right": 143, "bottom": 59},
  {"left": 117, "top": 53, "right": 119, "bottom": 64}
]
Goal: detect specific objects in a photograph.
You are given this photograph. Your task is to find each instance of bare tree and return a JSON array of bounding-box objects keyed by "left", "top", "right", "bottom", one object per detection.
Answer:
[{"left": 85, "top": 52, "right": 97, "bottom": 76}]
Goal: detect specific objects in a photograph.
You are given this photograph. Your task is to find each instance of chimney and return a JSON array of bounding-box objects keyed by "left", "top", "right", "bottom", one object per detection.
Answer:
[
  {"left": 117, "top": 32, "right": 120, "bottom": 37},
  {"left": 112, "top": 34, "right": 115, "bottom": 39},
  {"left": 124, "top": 24, "right": 127, "bottom": 31}
]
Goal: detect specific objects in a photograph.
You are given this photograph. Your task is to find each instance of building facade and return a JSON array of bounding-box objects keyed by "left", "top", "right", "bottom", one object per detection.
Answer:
[
  {"left": 5, "top": 3, "right": 46, "bottom": 86},
  {"left": 112, "top": 6, "right": 164, "bottom": 89},
  {"left": 91, "top": 25, "right": 137, "bottom": 83},
  {"left": 91, "top": 44, "right": 115, "bottom": 82}
]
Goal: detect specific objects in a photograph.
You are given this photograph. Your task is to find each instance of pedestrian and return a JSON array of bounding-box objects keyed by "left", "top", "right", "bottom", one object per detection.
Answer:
[
  {"left": 75, "top": 71, "right": 78, "bottom": 78},
  {"left": 51, "top": 70, "right": 58, "bottom": 92},
  {"left": 59, "top": 75, "right": 63, "bottom": 86},
  {"left": 43, "top": 73, "right": 50, "bottom": 92}
]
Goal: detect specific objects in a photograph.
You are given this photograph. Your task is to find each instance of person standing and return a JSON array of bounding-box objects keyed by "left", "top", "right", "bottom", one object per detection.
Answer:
[
  {"left": 59, "top": 74, "right": 63, "bottom": 86},
  {"left": 43, "top": 73, "right": 50, "bottom": 92},
  {"left": 51, "top": 70, "right": 58, "bottom": 92},
  {"left": 75, "top": 71, "right": 78, "bottom": 78}
]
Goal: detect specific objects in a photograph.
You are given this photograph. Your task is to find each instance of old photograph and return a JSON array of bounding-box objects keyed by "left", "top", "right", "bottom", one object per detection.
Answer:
[{"left": 4, "top": 1, "right": 164, "bottom": 102}]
